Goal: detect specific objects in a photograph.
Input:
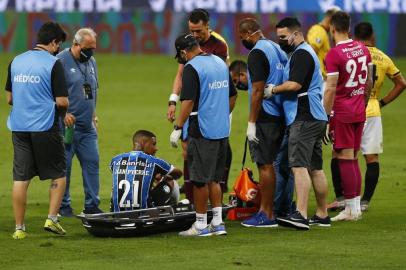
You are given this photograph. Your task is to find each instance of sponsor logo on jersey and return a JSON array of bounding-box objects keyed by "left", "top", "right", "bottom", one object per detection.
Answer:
[
  {"left": 350, "top": 87, "right": 365, "bottom": 97},
  {"left": 276, "top": 63, "right": 284, "bottom": 70}
]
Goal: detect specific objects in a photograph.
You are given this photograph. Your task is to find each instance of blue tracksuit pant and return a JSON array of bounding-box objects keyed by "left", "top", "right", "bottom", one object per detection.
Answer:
[{"left": 61, "top": 128, "right": 100, "bottom": 209}]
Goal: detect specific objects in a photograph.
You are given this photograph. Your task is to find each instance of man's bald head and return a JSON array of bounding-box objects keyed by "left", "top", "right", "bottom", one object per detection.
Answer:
[{"left": 239, "top": 18, "right": 261, "bottom": 34}]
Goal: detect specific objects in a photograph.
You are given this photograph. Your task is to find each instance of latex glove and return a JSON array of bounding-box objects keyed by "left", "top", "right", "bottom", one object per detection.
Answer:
[
  {"left": 264, "top": 84, "right": 276, "bottom": 99},
  {"left": 170, "top": 128, "right": 182, "bottom": 148},
  {"left": 246, "top": 122, "right": 259, "bottom": 144}
]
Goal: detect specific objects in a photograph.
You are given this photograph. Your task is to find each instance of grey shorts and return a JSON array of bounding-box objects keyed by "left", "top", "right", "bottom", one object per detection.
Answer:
[
  {"left": 187, "top": 136, "right": 228, "bottom": 184},
  {"left": 12, "top": 130, "right": 66, "bottom": 181},
  {"left": 249, "top": 120, "right": 285, "bottom": 165},
  {"left": 288, "top": 120, "right": 326, "bottom": 170}
]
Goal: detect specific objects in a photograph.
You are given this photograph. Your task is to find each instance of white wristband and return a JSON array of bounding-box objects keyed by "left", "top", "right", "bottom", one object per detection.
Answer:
[{"left": 169, "top": 93, "right": 180, "bottom": 103}]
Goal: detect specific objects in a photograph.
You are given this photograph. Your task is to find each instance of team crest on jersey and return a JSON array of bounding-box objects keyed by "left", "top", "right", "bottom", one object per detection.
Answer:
[{"left": 70, "top": 68, "right": 76, "bottom": 73}]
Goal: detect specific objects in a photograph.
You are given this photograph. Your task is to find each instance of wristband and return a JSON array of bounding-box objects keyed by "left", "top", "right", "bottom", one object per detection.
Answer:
[
  {"left": 379, "top": 99, "right": 386, "bottom": 108},
  {"left": 174, "top": 124, "right": 183, "bottom": 130},
  {"left": 168, "top": 101, "right": 176, "bottom": 106},
  {"left": 169, "top": 93, "right": 180, "bottom": 103}
]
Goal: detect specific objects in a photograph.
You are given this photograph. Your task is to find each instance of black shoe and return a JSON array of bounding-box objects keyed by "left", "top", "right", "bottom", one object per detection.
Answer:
[
  {"left": 82, "top": 206, "right": 104, "bottom": 215},
  {"left": 277, "top": 211, "right": 309, "bottom": 230},
  {"left": 309, "top": 215, "right": 331, "bottom": 227},
  {"left": 59, "top": 206, "right": 74, "bottom": 217}
]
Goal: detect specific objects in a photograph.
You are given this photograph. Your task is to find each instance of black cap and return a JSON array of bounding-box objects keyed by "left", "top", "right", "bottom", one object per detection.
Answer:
[{"left": 174, "top": 33, "right": 198, "bottom": 59}]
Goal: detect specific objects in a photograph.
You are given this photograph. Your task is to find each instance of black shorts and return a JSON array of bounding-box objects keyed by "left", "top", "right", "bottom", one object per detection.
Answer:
[
  {"left": 187, "top": 136, "right": 228, "bottom": 184},
  {"left": 12, "top": 130, "right": 66, "bottom": 181},
  {"left": 249, "top": 120, "right": 285, "bottom": 165},
  {"left": 288, "top": 120, "right": 326, "bottom": 170}
]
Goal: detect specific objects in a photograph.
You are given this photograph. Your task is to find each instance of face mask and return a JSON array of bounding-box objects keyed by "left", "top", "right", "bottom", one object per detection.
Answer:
[
  {"left": 278, "top": 33, "right": 296, "bottom": 54},
  {"left": 241, "top": 30, "right": 261, "bottom": 50},
  {"left": 236, "top": 81, "right": 248, "bottom": 91},
  {"left": 242, "top": 39, "right": 255, "bottom": 50},
  {"left": 52, "top": 46, "right": 60, "bottom": 56},
  {"left": 79, "top": 48, "right": 93, "bottom": 62}
]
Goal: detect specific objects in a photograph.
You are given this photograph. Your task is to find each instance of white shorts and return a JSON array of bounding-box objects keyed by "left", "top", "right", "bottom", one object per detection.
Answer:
[{"left": 361, "top": 116, "right": 383, "bottom": 155}]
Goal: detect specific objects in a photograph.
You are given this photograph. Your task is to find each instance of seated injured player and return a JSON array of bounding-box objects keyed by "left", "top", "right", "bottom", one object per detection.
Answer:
[{"left": 110, "top": 130, "right": 183, "bottom": 212}]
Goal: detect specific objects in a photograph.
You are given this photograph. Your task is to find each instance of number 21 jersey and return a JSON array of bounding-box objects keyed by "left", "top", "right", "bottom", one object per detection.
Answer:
[
  {"left": 325, "top": 39, "right": 372, "bottom": 123},
  {"left": 110, "top": 151, "right": 174, "bottom": 212}
]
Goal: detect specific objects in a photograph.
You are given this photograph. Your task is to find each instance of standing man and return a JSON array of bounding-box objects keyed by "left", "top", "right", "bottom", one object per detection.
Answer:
[
  {"left": 328, "top": 22, "right": 406, "bottom": 211},
  {"left": 229, "top": 60, "right": 295, "bottom": 218},
  {"left": 57, "top": 28, "right": 102, "bottom": 216},
  {"left": 169, "top": 34, "right": 237, "bottom": 236},
  {"left": 237, "top": 18, "right": 287, "bottom": 228},
  {"left": 166, "top": 9, "right": 231, "bottom": 201},
  {"left": 324, "top": 12, "right": 373, "bottom": 221},
  {"left": 268, "top": 17, "right": 330, "bottom": 230},
  {"left": 5, "top": 22, "right": 69, "bottom": 239},
  {"left": 307, "top": 6, "right": 341, "bottom": 80}
]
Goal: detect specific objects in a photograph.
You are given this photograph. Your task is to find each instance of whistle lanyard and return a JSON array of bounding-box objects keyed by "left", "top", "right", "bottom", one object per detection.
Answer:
[{"left": 73, "top": 58, "right": 88, "bottom": 83}]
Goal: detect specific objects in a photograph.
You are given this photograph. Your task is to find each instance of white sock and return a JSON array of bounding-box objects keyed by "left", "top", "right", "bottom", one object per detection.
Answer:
[
  {"left": 48, "top": 215, "right": 58, "bottom": 223},
  {"left": 355, "top": 196, "right": 361, "bottom": 214},
  {"left": 195, "top": 213, "right": 207, "bottom": 230},
  {"left": 211, "top": 207, "right": 223, "bottom": 226},
  {"left": 16, "top": 224, "right": 25, "bottom": 231},
  {"left": 345, "top": 198, "right": 357, "bottom": 215},
  {"left": 171, "top": 181, "right": 180, "bottom": 203}
]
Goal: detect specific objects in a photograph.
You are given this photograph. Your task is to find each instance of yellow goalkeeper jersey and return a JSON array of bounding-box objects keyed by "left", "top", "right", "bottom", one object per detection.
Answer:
[
  {"left": 307, "top": 24, "right": 330, "bottom": 79},
  {"left": 366, "top": 46, "right": 400, "bottom": 117}
]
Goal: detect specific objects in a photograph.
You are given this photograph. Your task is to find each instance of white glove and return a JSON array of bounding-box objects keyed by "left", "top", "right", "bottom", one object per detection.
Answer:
[
  {"left": 246, "top": 122, "right": 259, "bottom": 144},
  {"left": 264, "top": 84, "right": 276, "bottom": 99},
  {"left": 170, "top": 128, "right": 182, "bottom": 148}
]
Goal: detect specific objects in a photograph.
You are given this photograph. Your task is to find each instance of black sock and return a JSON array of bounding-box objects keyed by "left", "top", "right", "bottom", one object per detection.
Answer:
[
  {"left": 362, "top": 162, "right": 380, "bottom": 202},
  {"left": 183, "top": 160, "right": 193, "bottom": 201},
  {"left": 331, "top": 158, "right": 343, "bottom": 198},
  {"left": 220, "top": 142, "right": 232, "bottom": 193}
]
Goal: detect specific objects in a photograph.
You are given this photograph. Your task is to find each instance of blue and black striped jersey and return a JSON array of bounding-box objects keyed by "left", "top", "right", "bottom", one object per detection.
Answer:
[{"left": 110, "top": 151, "right": 173, "bottom": 212}]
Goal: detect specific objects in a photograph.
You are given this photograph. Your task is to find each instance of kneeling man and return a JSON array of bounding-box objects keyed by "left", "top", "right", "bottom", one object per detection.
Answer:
[{"left": 110, "top": 130, "right": 182, "bottom": 212}]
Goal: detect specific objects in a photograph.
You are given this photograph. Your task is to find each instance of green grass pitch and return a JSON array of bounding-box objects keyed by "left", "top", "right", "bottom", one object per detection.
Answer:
[{"left": 0, "top": 53, "right": 405, "bottom": 269}]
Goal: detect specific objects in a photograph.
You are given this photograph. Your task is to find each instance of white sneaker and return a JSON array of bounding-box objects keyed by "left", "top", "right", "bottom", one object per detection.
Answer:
[
  {"left": 179, "top": 222, "right": 212, "bottom": 237},
  {"left": 331, "top": 209, "right": 360, "bottom": 221}
]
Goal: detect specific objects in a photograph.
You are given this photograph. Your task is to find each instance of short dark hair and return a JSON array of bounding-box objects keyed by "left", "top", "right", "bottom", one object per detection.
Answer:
[
  {"left": 275, "top": 17, "right": 301, "bottom": 31},
  {"left": 354, "top": 22, "right": 374, "bottom": 40},
  {"left": 189, "top": 8, "right": 209, "bottom": 24},
  {"left": 133, "top": 130, "right": 156, "bottom": 145},
  {"left": 37, "top": 21, "right": 67, "bottom": 45},
  {"left": 229, "top": 60, "right": 247, "bottom": 74},
  {"left": 331, "top": 11, "right": 350, "bottom": 33},
  {"left": 325, "top": 6, "right": 341, "bottom": 17}
]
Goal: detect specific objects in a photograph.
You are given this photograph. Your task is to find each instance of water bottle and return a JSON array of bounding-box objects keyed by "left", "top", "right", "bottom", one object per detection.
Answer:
[{"left": 63, "top": 125, "right": 74, "bottom": 144}]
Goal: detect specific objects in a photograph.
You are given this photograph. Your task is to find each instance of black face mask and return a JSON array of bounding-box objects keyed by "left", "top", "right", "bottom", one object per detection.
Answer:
[
  {"left": 79, "top": 48, "right": 93, "bottom": 62},
  {"left": 52, "top": 47, "right": 60, "bottom": 56},
  {"left": 236, "top": 81, "right": 248, "bottom": 91},
  {"left": 242, "top": 39, "right": 255, "bottom": 50},
  {"left": 279, "top": 39, "right": 295, "bottom": 54}
]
